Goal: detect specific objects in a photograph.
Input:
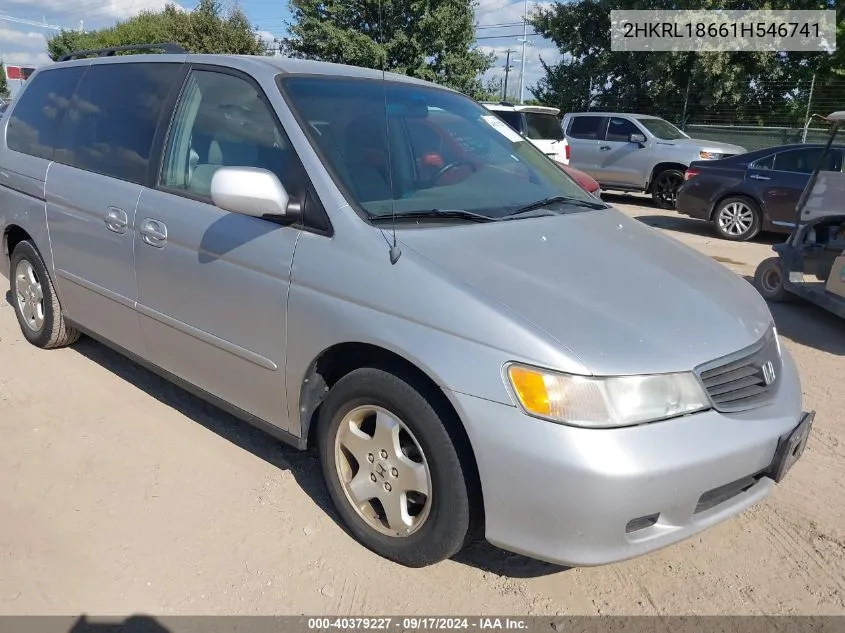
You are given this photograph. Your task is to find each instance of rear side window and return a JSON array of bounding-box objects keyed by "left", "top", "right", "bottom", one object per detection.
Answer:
[
  {"left": 54, "top": 62, "right": 182, "bottom": 185},
  {"left": 567, "top": 115, "right": 604, "bottom": 140},
  {"left": 524, "top": 113, "right": 563, "bottom": 141},
  {"left": 773, "top": 147, "right": 842, "bottom": 174},
  {"left": 6, "top": 67, "right": 85, "bottom": 160},
  {"left": 493, "top": 110, "right": 523, "bottom": 133}
]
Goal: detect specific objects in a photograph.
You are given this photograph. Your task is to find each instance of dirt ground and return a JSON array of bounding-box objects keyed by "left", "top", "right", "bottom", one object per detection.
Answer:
[{"left": 1, "top": 195, "right": 844, "bottom": 616}]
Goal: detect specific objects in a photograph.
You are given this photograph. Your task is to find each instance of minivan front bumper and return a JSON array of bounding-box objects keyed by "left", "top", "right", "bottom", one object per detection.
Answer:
[{"left": 450, "top": 346, "right": 806, "bottom": 567}]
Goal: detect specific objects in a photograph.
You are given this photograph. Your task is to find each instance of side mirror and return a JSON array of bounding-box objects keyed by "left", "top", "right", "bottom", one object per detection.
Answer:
[
  {"left": 630, "top": 133, "right": 647, "bottom": 144},
  {"left": 210, "top": 167, "right": 289, "bottom": 218}
]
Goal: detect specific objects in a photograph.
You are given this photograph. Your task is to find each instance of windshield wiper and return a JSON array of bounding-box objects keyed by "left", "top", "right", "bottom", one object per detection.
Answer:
[
  {"left": 371, "top": 209, "right": 496, "bottom": 223},
  {"left": 504, "top": 195, "right": 608, "bottom": 217},
  {"left": 502, "top": 195, "right": 608, "bottom": 219}
]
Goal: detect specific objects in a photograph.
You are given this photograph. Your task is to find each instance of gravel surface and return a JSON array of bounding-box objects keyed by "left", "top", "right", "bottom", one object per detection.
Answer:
[{"left": 1, "top": 195, "right": 843, "bottom": 615}]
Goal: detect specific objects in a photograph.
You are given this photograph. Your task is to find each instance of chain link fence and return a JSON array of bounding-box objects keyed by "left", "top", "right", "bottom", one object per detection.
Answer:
[{"left": 584, "top": 74, "right": 844, "bottom": 151}]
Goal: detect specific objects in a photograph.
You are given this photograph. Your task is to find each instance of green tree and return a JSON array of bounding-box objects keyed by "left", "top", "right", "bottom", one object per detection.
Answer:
[
  {"left": 282, "top": 0, "right": 495, "bottom": 98},
  {"left": 0, "top": 62, "right": 9, "bottom": 100},
  {"left": 47, "top": 0, "right": 264, "bottom": 61},
  {"left": 530, "top": 0, "right": 841, "bottom": 126}
]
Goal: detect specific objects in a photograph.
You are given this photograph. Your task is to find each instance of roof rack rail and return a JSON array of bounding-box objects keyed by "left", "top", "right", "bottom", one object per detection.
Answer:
[{"left": 57, "top": 42, "right": 187, "bottom": 62}]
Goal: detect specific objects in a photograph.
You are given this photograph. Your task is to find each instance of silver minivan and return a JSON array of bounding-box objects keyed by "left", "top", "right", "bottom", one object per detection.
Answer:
[{"left": 0, "top": 48, "right": 813, "bottom": 569}]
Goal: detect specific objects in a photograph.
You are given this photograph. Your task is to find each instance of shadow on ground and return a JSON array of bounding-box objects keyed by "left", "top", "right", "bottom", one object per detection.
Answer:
[
  {"left": 68, "top": 615, "right": 170, "bottom": 633},
  {"left": 634, "top": 214, "right": 783, "bottom": 246},
  {"left": 602, "top": 192, "right": 656, "bottom": 209},
  {"left": 0, "top": 287, "right": 564, "bottom": 578},
  {"left": 741, "top": 276, "right": 845, "bottom": 356}
]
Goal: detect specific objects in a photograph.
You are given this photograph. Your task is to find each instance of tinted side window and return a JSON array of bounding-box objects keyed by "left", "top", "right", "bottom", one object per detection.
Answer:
[
  {"left": 752, "top": 154, "right": 775, "bottom": 170},
  {"left": 54, "top": 63, "right": 181, "bottom": 185},
  {"left": 524, "top": 113, "right": 564, "bottom": 140},
  {"left": 6, "top": 67, "right": 85, "bottom": 160},
  {"left": 493, "top": 110, "right": 523, "bottom": 133},
  {"left": 605, "top": 117, "right": 640, "bottom": 142},
  {"left": 159, "top": 70, "right": 309, "bottom": 203},
  {"left": 773, "top": 147, "right": 841, "bottom": 174},
  {"left": 567, "top": 115, "right": 604, "bottom": 140}
]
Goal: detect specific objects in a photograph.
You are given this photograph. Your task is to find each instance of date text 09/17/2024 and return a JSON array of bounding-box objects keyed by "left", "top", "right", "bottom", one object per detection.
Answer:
[{"left": 621, "top": 21, "right": 821, "bottom": 39}]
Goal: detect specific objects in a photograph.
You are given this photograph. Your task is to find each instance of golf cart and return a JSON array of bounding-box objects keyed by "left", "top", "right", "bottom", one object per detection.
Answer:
[{"left": 753, "top": 111, "right": 845, "bottom": 318}]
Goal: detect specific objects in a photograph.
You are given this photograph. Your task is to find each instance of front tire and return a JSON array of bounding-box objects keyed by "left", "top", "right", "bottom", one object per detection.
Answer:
[
  {"left": 317, "top": 367, "right": 472, "bottom": 567},
  {"left": 651, "top": 168, "right": 685, "bottom": 209},
  {"left": 10, "top": 240, "right": 80, "bottom": 349},
  {"left": 754, "top": 257, "right": 793, "bottom": 303},
  {"left": 713, "top": 196, "right": 761, "bottom": 241}
]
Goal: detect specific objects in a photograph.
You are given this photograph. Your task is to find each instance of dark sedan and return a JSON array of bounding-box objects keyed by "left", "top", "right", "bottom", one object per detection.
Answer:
[{"left": 676, "top": 143, "right": 845, "bottom": 241}]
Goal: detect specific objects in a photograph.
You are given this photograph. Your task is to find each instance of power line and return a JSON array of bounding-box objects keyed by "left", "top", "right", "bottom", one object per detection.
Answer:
[
  {"left": 475, "top": 32, "right": 537, "bottom": 41},
  {"left": 475, "top": 22, "right": 523, "bottom": 30}
]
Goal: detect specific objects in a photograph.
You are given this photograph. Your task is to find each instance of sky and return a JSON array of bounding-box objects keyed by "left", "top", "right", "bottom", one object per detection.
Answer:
[{"left": 0, "top": 0, "right": 560, "bottom": 99}]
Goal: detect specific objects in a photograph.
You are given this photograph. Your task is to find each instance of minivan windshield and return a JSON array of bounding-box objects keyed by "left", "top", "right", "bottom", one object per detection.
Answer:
[
  {"left": 281, "top": 77, "right": 600, "bottom": 221},
  {"left": 636, "top": 117, "right": 689, "bottom": 140},
  {"left": 524, "top": 112, "right": 564, "bottom": 141}
]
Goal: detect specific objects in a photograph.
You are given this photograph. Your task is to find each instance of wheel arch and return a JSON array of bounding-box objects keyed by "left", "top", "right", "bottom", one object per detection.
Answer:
[
  {"left": 707, "top": 191, "right": 763, "bottom": 221},
  {"left": 3, "top": 224, "right": 33, "bottom": 262},
  {"left": 2, "top": 224, "right": 34, "bottom": 279},
  {"left": 298, "top": 341, "right": 485, "bottom": 531},
  {"left": 648, "top": 162, "right": 688, "bottom": 191}
]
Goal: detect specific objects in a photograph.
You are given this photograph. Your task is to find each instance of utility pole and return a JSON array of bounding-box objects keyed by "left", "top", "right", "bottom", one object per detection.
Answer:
[
  {"left": 519, "top": 0, "right": 528, "bottom": 103},
  {"left": 502, "top": 48, "right": 516, "bottom": 101},
  {"left": 518, "top": 0, "right": 529, "bottom": 104}
]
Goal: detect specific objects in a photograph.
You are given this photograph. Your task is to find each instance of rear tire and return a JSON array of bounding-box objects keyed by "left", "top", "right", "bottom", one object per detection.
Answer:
[
  {"left": 754, "top": 257, "right": 793, "bottom": 303},
  {"left": 317, "top": 367, "right": 472, "bottom": 567},
  {"left": 10, "top": 240, "right": 80, "bottom": 349},
  {"left": 713, "top": 196, "right": 761, "bottom": 242}
]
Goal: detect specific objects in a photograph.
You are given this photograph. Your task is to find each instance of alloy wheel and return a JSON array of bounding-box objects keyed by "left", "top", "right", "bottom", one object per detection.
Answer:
[
  {"left": 653, "top": 172, "right": 683, "bottom": 207},
  {"left": 717, "top": 201, "right": 755, "bottom": 237},
  {"left": 334, "top": 405, "right": 432, "bottom": 537},
  {"left": 15, "top": 259, "right": 45, "bottom": 332}
]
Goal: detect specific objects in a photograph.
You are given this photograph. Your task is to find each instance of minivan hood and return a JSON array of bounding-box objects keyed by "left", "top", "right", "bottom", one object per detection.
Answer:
[
  {"left": 397, "top": 208, "right": 772, "bottom": 376},
  {"left": 656, "top": 137, "right": 746, "bottom": 155}
]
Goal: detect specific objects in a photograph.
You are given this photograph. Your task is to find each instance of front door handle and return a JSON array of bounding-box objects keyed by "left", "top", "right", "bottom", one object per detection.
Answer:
[
  {"left": 750, "top": 174, "right": 771, "bottom": 181},
  {"left": 104, "top": 207, "right": 128, "bottom": 234},
  {"left": 140, "top": 218, "right": 168, "bottom": 248},
  {"left": 599, "top": 145, "right": 612, "bottom": 151}
]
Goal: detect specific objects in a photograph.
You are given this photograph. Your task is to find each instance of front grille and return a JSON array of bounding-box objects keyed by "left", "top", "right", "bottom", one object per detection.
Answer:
[{"left": 695, "top": 327, "right": 781, "bottom": 412}]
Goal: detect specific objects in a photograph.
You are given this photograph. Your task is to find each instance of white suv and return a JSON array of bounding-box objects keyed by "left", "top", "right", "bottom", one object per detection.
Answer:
[{"left": 483, "top": 102, "right": 569, "bottom": 164}]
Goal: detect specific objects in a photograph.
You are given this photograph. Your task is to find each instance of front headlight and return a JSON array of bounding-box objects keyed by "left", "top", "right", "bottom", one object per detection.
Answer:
[
  {"left": 699, "top": 151, "right": 724, "bottom": 160},
  {"left": 506, "top": 364, "right": 710, "bottom": 428}
]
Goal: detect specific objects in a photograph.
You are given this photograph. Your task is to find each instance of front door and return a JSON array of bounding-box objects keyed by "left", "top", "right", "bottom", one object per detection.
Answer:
[
  {"left": 46, "top": 61, "right": 182, "bottom": 355},
  {"left": 754, "top": 147, "right": 843, "bottom": 229},
  {"left": 133, "top": 67, "right": 310, "bottom": 429},
  {"left": 593, "top": 116, "right": 648, "bottom": 188}
]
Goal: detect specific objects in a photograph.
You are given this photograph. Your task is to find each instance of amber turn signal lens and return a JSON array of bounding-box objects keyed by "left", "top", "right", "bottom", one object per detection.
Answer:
[{"left": 507, "top": 366, "right": 551, "bottom": 416}]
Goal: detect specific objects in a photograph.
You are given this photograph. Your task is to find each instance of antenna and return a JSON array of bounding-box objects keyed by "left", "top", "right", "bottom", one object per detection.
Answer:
[{"left": 378, "top": 0, "right": 401, "bottom": 264}]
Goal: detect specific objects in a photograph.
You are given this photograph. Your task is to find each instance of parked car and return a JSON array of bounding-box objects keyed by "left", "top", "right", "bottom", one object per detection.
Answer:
[
  {"left": 677, "top": 143, "right": 845, "bottom": 241},
  {"left": 1, "top": 46, "right": 811, "bottom": 569},
  {"left": 556, "top": 161, "right": 601, "bottom": 197},
  {"left": 561, "top": 112, "right": 747, "bottom": 209},
  {"left": 483, "top": 102, "right": 570, "bottom": 164}
]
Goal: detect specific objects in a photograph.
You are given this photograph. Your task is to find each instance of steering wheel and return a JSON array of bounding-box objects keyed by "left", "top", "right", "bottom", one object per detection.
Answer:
[{"left": 431, "top": 160, "right": 477, "bottom": 185}]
